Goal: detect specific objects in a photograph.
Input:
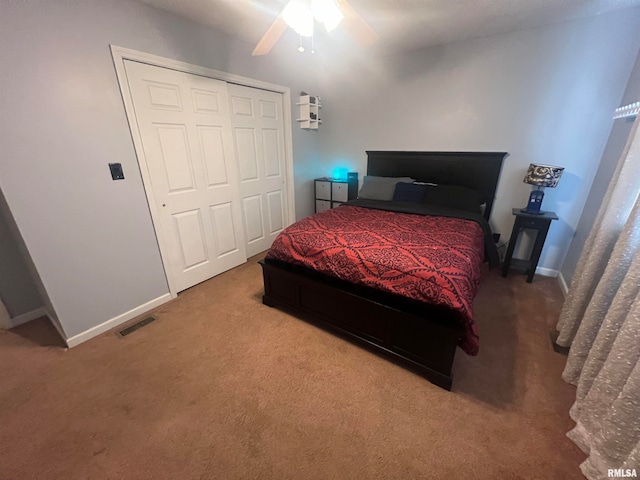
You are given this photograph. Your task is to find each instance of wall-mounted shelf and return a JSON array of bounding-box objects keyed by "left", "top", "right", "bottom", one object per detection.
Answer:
[
  {"left": 297, "top": 94, "right": 321, "bottom": 129},
  {"left": 613, "top": 102, "right": 639, "bottom": 119}
]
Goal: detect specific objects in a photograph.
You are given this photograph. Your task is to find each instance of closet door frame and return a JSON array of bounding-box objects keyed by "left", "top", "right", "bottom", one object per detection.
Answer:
[{"left": 111, "top": 45, "right": 295, "bottom": 298}]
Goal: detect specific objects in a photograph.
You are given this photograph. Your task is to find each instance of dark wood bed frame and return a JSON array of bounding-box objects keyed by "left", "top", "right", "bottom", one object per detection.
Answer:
[{"left": 260, "top": 151, "right": 507, "bottom": 390}]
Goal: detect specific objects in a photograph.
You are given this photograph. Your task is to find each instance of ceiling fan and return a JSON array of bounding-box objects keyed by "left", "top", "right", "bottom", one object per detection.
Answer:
[{"left": 252, "top": 0, "right": 378, "bottom": 56}]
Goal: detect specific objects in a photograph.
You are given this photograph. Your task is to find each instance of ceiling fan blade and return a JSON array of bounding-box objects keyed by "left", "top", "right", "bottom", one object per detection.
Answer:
[
  {"left": 337, "top": 0, "right": 378, "bottom": 47},
  {"left": 252, "top": 15, "right": 288, "bottom": 56}
]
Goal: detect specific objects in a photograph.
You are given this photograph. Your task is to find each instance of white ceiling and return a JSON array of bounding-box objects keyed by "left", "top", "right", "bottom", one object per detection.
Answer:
[{"left": 137, "top": 0, "right": 640, "bottom": 54}]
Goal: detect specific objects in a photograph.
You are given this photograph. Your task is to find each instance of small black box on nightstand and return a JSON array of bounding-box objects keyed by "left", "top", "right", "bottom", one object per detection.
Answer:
[{"left": 347, "top": 172, "right": 358, "bottom": 199}]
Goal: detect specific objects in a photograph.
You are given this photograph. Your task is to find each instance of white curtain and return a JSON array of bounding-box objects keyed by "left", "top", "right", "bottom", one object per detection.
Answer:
[{"left": 555, "top": 117, "right": 640, "bottom": 480}]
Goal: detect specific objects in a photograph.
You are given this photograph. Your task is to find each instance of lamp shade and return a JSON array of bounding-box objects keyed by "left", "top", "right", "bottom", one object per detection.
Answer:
[{"left": 523, "top": 164, "right": 564, "bottom": 188}]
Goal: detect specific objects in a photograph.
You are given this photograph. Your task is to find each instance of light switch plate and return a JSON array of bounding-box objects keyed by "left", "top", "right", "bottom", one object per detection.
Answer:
[{"left": 109, "top": 163, "right": 124, "bottom": 180}]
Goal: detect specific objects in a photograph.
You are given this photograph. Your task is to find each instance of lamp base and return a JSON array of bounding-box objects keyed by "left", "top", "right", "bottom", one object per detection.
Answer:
[{"left": 523, "top": 188, "right": 545, "bottom": 214}]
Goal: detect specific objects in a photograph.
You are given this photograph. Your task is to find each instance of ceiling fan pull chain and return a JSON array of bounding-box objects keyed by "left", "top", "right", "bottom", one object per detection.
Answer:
[{"left": 298, "top": 34, "right": 305, "bottom": 52}]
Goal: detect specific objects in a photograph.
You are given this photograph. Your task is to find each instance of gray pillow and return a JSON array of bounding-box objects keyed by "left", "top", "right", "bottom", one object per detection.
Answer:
[{"left": 358, "top": 176, "right": 415, "bottom": 201}]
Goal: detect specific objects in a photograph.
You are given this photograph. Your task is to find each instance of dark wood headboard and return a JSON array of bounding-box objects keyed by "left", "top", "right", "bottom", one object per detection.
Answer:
[{"left": 366, "top": 151, "right": 508, "bottom": 221}]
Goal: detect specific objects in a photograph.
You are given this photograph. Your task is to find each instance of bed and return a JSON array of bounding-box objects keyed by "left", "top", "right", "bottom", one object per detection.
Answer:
[{"left": 260, "top": 151, "right": 507, "bottom": 390}]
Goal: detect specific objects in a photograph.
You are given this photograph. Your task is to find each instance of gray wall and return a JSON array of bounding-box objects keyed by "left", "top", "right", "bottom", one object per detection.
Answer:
[
  {"left": 0, "top": 189, "right": 43, "bottom": 318},
  {"left": 560, "top": 49, "right": 640, "bottom": 285},
  {"left": 2, "top": 0, "right": 639, "bottom": 341},
  {"left": 0, "top": 0, "right": 321, "bottom": 339},
  {"left": 313, "top": 9, "right": 640, "bottom": 274}
]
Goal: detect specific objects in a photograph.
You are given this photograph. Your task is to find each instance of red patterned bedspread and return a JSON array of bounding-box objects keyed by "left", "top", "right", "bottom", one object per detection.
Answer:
[{"left": 266, "top": 205, "right": 485, "bottom": 355}]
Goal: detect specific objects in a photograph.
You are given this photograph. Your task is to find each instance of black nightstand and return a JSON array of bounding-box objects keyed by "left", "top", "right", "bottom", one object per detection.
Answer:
[{"left": 502, "top": 208, "right": 558, "bottom": 283}]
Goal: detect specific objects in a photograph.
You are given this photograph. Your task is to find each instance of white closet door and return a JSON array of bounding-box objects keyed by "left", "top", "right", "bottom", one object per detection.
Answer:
[
  {"left": 124, "top": 60, "right": 247, "bottom": 293},
  {"left": 228, "top": 84, "right": 289, "bottom": 257}
]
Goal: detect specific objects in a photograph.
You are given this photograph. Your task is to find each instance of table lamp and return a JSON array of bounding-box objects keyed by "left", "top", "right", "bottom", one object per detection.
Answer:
[{"left": 522, "top": 163, "right": 564, "bottom": 214}]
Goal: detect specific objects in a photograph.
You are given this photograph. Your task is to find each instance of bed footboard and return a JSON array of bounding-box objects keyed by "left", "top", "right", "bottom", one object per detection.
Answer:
[{"left": 260, "top": 259, "right": 462, "bottom": 390}]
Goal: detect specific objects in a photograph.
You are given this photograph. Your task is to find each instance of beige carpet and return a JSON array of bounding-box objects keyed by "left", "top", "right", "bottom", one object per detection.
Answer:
[{"left": 0, "top": 255, "right": 584, "bottom": 479}]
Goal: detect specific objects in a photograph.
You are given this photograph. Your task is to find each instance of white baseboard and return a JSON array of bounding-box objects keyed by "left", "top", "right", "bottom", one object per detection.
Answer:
[
  {"left": 65, "top": 293, "right": 172, "bottom": 348},
  {"left": 534, "top": 266, "right": 559, "bottom": 278},
  {"left": 557, "top": 272, "right": 569, "bottom": 296},
  {"left": 1, "top": 306, "right": 69, "bottom": 346},
  {"left": 1, "top": 307, "right": 48, "bottom": 330},
  {"left": 0, "top": 303, "right": 10, "bottom": 329}
]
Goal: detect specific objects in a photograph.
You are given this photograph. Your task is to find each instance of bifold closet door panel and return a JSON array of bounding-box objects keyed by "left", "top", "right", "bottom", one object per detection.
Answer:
[
  {"left": 227, "top": 84, "right": 289, "bottom": 257},
  {"left": 124, "top": 60, "right": 247, "bottom": 292}
]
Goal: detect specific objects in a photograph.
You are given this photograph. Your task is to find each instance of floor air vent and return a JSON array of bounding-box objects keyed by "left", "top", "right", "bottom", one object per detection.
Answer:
[{"left": 116, "top": 316, "right": 156, "bottom": 337}]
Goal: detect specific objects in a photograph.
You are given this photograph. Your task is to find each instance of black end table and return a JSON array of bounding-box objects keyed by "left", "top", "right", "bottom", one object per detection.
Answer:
[{"left": 502, "top": 208, "right": 559, "bottom": 283}]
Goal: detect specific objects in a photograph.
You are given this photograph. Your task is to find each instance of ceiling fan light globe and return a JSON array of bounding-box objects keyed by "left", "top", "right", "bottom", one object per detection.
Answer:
[
  {"left": 283, "top": 0, "right": 314, "bottom": 37},
  {"left": 312, "top": 0, "right": 344, "bottom": 32}
]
